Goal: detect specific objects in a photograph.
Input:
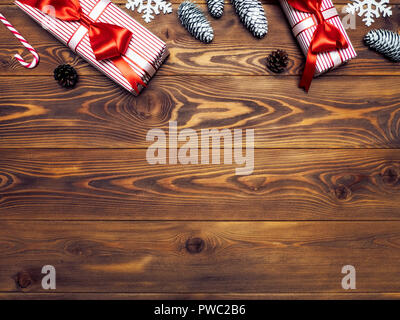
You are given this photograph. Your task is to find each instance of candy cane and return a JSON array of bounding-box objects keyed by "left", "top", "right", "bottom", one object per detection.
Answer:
[{"left": 0, "top": 13, "right": 39, "bottom": 69}]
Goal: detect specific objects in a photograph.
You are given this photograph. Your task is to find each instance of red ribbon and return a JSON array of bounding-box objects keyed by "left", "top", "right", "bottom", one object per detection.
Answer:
[
  {"left": 20, "top": 0, "right": 146, "bottom": 93},
  {"left": 287, "top": 0, "right": 348, "bottom": 92}
]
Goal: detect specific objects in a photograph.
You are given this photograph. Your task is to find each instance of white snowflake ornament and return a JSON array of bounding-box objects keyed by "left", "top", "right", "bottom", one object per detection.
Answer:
[
  {"left": 345, "top": 0, "right": 392, "bottom": 27},
  {"left": 126, "top": 0, "right": 173, "bottom": 23}
]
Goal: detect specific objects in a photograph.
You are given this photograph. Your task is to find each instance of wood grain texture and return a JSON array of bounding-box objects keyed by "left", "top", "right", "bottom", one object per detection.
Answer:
[
  {"left": 4, "top": 292, "right": 400, "bottom": 300},
  {"left": 1, "top": 75, "right": 400, "bottom": 148},
  {"left": 1, "top": 0, "right": 400, "bottom": 300},
  {"left": 1, "top": 221, "right": 400, "bottom": 293},
  {"left": 1, "top": 149, "right": 400, "bottom": 220},
  {"left": 0, "top": 5, "right": 399, "bottom": 77}
]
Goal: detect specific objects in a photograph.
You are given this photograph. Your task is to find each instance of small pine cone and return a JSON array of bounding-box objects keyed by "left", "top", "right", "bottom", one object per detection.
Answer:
[
  {"left": 231, "top": 0, "right": 268, "bottom": 38},
  {"left": 364, "top": 29, "right": 400, "bottom": 62},
  {"left": 54, "top": 64, "right": 78, "bottom": 88},
  {"left": 266, "top": 50, "right": 289, "bottom": 73},
  {"left": 178, "top": 1, "right": 214, "bottom": 43},
  {"left": 207, "top": 0, "right": 224, "bottom": 18}
]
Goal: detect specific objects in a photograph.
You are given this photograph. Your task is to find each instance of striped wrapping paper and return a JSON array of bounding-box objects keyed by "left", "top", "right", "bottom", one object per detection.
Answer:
[
  {"left": 15, "top": 0, "right": 169, "bottom": 95},
  {"left": 279, "top": 0, "right": 356, "bottom": 76}
]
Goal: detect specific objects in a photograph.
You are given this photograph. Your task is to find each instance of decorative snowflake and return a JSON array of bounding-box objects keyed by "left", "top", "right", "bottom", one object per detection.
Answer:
[
  {"left": 126, "top": 0, "right": 173, "bottom": 23},
  {"left": 345, "top": 0, "right": 392, "bottom": 26}
]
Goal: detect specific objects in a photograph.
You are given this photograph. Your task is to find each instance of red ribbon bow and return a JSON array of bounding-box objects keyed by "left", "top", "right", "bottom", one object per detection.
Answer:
[
  {"left": 287, "top": 0, "right": 348, "bottom": 91},
  {"left": 20, "top": 0, "right": 146, "bottom": 93}
]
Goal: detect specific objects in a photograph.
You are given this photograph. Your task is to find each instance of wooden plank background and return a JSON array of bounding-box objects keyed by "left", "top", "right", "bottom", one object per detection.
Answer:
[{"left": 0, "top": 0, "right": 400, "bottom": 299}]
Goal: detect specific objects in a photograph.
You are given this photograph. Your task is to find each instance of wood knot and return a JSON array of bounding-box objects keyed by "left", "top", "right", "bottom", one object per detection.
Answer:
[
  {"left": 237, "top": 176, "right": 266, "bottom": 192},
  {"left": 0, "top": 172, "right": 12, "bottom": 190},
  {"left": 66, "top": 243, "right": 85, "bottom": 256},
  {"left": 0, "top": 58, "right": 10, "bottom": 68},
  {"left": 334, "top": 185, "right": 351, "bottom": 200},
  {"left": 185, "top": 237, "right": 205, "bottom": 254},
  {"left": 16, "top": 271, "right": 32, "bottom": 289},
  {"left": 382, "top": 167, "right": 399, "bottom": 185},
  {"left": 65, "top": 240, "right": 95, "bottom": 257}
]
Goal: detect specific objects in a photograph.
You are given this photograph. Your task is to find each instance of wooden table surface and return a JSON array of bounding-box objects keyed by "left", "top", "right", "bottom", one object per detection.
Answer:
[{"left": 0, "top": 0, "right": 400, "bottom": 300}]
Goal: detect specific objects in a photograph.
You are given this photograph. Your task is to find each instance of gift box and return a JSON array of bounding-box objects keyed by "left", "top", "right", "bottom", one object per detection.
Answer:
[
  {"left": 279, "top": 0, "right": 357, "bottom": 90},
  {"left": 15, "top": 0, "right": 169, "bottom": 95}
]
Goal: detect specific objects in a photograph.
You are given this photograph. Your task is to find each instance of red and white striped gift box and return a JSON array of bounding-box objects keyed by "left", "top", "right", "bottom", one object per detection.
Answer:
[
  {"left": 15, "top": 0, "right": 169, "bottom": 95},
  {"left": 279, "top": 0, "right": 356, "bottom": 76}
]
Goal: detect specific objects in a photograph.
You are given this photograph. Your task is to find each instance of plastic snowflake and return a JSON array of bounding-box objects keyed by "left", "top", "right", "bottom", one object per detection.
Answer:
[
  {"left": 345, "top": 0, "right": 392, "bottom": 26},
  {"left": 126, "top": 0, "right": 173, "bottom": 23}
]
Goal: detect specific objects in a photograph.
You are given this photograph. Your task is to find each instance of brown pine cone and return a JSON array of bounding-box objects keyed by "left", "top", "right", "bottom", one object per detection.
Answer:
[
  {"left": 54, "top": 64, "right": 78, "bottom": 88},
  {"left": 266, "top": 50, "right": 289, "bottom": 73}
]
